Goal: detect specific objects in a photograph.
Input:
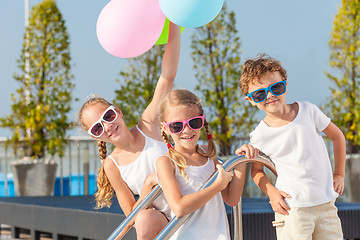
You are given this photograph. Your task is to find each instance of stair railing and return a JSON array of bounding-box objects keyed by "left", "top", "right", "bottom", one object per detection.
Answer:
[
  {"left": 106, "top": 185, "right": 163, "bottom": 239},
  {"left": 107, "top": 153, "right": 277, "bottom": 240},
  {"left": 154, "top": 153, "right": 277, "bottom": 240}
]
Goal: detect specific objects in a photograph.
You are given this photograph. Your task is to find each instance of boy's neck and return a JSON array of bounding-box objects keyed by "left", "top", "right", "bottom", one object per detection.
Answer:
[{"left": 263, "top": 102, "right": 299, "bottom": 127}]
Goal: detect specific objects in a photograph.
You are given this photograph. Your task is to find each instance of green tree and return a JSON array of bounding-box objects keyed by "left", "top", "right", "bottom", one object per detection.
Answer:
[
  {"left": 0, "top": 0, "right": 74, "bottom": 159},
  {"left": 325, "top": 0, "right": 360, "bottom": 202},
  {"left": 191, "top": 5, "right": 258, "bottom": 156},
  {"left": 325, "top": 0, "right": 360, "bottom": 154},
  {"left": 113, "top": 45, "right": 166, "bottom": 127}
]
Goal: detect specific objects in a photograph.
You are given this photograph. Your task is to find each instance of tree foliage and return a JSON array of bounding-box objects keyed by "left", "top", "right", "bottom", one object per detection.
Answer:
[
  {"left": 191, "top": 4, "right": 258, "bottom": 155},
  {"left": 325, "top": 0, "right": 360, "bottom": 153},
  {"left": 0, "top": 0, "right": 74, "bottom": 159},
  {"left": 113, "top": 45, "right": 166, "bottom": 127}
]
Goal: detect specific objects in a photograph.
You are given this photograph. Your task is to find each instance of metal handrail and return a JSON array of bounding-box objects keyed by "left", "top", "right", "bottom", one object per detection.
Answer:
[
  {"left": 107, "top": 185, "right": 163, "bottom": 240},
  {"left": 107, "top": 153, "right": 277, "bottom": 240},
  {"left": 154, "top": 153, "right": 277, "bottom": 240}
]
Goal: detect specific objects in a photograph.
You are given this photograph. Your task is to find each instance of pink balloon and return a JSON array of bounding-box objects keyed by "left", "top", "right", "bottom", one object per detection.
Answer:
[{"left": 96, "top": 0, "right": 165, "bottom": 58}]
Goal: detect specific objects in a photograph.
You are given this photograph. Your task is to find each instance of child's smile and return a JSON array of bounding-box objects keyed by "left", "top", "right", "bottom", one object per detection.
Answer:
[
  {"left": 181, "top": 134, "right": 195, "bottom": 140},
  {"left": 265, "top": 98, "right": 279, "bottom": 105}
]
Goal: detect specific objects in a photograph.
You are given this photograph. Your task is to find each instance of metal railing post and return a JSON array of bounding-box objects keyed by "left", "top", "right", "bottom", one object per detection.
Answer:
[
  {"left": 68, "top": 144, "right": 72, "bottom": 195},
  {"left": 233, "top": 198, "right": 243, "bottom": 240},
  {"left": 60, "top": 156, "right": 63, "bottom": 196},
  {"left": 83, "top": 145, "right": 90, "bottom": 196},
  {"left": 4, "top": 143, "right": 9, "bottom": 197},
  {"left": 93, "top": 141, "right": 98, "bottom": 194}
]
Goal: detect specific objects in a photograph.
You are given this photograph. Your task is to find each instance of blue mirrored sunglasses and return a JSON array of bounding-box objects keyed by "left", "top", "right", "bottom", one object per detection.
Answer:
[{"left": 247, "top": 80, "right": 287, "bottom": 103}]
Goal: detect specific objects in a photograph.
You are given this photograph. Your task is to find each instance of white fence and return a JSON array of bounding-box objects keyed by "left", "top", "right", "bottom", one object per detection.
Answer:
[
  {"left": 1, "top": 136, "right": 346, "bottom": 201},
  {"left": 0, "top": 136, "right": 102, "bottom": 197}
]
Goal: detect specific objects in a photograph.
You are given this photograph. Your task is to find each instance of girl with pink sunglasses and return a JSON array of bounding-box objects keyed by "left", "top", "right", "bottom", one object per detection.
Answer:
[
  {"left": 157, "top": 89, "right": 259, "bottom": 239},
  {"left": 78, "top": 22, "right": 180, "bottom": 240}
]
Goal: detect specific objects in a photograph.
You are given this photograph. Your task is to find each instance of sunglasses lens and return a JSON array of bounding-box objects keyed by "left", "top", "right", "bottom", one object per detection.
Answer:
[
  {"left": 252, "top": 90, "right": 267, "bottom": 103},
  {"left": 189, "top": 117, "right": 204, "bottom": 130},
  {"left": 90, "top": 123, "right": 104, "bottom": 137},
  {"left": 103, "top": 109, "right": 117, "bottom": 122},
  {"left": 271, "top": 82, "right": 286, "bottom": 95},
  {"left": 169, "top": 122, "right": 184, "bottom": 134}
]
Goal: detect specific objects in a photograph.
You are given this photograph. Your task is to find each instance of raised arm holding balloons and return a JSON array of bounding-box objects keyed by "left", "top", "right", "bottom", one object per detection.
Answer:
[
  {"left": 88, "top": 0, "right": 227, "bottom": 239},
  {"left": 78, "top": 22, "right": 181, "bottom": 240}
]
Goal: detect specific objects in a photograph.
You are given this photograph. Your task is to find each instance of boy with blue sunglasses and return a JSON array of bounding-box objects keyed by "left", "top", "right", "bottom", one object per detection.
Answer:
[{"left": 237, "top": 54, "right": 345, "bottom": 240}]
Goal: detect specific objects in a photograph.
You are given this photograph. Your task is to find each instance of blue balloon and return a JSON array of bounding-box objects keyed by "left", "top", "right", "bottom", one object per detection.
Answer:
[{"left": 159, "top": 0, "right": 225, "bottom": 28}]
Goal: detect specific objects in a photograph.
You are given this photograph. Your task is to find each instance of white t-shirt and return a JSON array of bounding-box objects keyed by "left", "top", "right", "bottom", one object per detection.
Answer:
[{"left": 249, "top": 101, "right": 338, "bottom": 208}]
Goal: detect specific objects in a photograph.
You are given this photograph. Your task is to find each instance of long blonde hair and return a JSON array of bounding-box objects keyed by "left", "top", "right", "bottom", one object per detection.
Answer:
[
  {"left": 78, "top": 97, "right": 114, "bottom": 208},
  {"left": 159, "top": 89, "right": 217, "bottom": 179}
]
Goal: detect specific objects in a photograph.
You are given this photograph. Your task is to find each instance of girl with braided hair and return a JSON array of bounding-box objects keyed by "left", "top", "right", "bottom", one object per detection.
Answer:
[
  {"left": 78, "top": 22, "right": 180, "bottom": 240},
  {"left": 156, "top": 89, "right": 258, "bottom": 239}
]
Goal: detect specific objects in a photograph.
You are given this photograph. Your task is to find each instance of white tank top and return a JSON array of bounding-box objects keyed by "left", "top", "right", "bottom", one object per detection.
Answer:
[
  {"left": 163, "top": 157, "right": 230, "bottom": 240},
  {"left": 108, "top": 125, "right": 170, "bottom": 217}
]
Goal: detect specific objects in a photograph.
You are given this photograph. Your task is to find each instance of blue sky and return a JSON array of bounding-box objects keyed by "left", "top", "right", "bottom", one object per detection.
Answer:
[{"left": 0, "top": 0, "right": 340, "bottom": 137}]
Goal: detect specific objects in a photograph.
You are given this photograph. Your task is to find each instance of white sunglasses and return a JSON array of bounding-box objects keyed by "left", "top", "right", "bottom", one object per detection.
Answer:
[{"left": 87, "top": 106, "right": 118, "bottom": 138}]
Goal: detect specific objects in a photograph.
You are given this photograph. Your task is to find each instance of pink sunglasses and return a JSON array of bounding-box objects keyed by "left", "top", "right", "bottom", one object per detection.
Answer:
[{"left": 162, "top": 115, "right": 205, "bottom": 134}]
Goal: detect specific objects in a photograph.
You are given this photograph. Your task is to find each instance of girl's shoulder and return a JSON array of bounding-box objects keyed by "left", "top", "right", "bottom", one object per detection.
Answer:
[
  {"left": 156, "top": 154, "right": 174, "bottom": 166},
  {"left": 156, "top": 154, "right": 176, "bottom": 173},
  {"left": 103, "top": 156, "right": 122, "bottom": 179}
]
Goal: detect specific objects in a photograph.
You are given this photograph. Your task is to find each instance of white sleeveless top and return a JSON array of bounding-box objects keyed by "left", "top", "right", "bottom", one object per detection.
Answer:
[
  {"left": 108, "top": 125, "right": 171, "bottom": 217},
  {"left": 161, "top": 157, "right": 230, "bottom": 240}
]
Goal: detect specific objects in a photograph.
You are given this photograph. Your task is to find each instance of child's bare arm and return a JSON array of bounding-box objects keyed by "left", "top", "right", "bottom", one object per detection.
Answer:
[
  {"left": 251, "top": 163, "right": 291, "bottom": 215},
  {"left": 221, "top": 144, "right": 258, "bottom": 206},
  {"left": 323, "top": 121, "right": 346, "bottom": 195},
  {"left": 139, "top": 22, "right": 181, "bottom": 141},
  {"left": 104, "top": 158, "right": 136, "bottom": 216},
  {"left": 157, "top": 157, "right": 231, "bottom": 218},
  {"left": 221, "top": 163, "right": 246, "bottom": 206}
]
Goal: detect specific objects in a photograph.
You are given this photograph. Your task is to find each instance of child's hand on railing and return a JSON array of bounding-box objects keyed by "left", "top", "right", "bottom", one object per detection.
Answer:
[
  {"left": 235, "top": 144, "right": 259, "bottom": 159},
  {"left": 214, "top": 164, "right": 233, "bottom": 191}
]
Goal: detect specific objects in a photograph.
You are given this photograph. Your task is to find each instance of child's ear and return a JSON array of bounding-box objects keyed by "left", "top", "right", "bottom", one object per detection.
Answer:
[
  {"left": 115, "top": 106, "right": 124, "bottom": 118},
  {"left": 245, "top": 96, "right": 256, "bottom": 106}
]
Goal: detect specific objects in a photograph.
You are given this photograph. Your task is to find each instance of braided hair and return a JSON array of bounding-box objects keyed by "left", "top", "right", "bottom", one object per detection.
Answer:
[{"left": 78, "top": 97, "right": 114, "bottom": 208}]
